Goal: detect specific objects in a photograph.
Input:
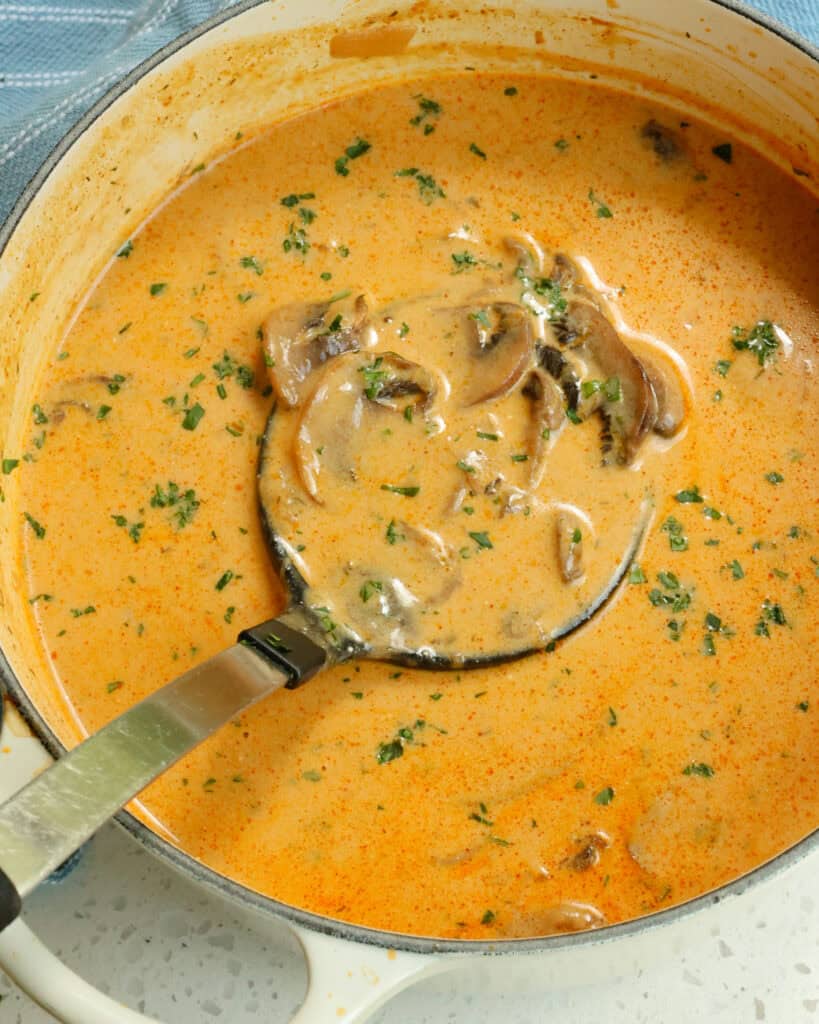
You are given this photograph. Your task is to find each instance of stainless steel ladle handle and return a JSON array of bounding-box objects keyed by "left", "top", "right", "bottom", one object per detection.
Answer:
[{"left": 0, "top": 617, "right": 328, "bottom": 928}]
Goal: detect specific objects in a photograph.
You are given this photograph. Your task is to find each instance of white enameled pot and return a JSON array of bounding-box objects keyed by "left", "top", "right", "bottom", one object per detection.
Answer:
[{"left": 0, "top": 2, "right": 816, "bottom": 1021}]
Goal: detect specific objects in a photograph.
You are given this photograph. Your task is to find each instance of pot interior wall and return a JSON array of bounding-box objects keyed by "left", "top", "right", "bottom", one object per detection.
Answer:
[{"left": 0, "top": 0, "right": 815, "bottom": 787}]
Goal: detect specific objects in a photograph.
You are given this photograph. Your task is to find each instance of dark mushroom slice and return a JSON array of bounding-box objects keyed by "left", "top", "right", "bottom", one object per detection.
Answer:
[
  {"left": 563, "top": 299, "right": 658, "bottom": 463},
  {"left": 462, "top": 302, "right": 534, "bottom": 406},
  {"left": 641, "top": 119, "right": 681, "bottom": 161},
  {"left": 503, "top": 232, "right": 545, "bottom": 276},
  {"left": 294, "top": 350, "right": 436, "bottom": 503},
  {"left": 537, "top": 344, "right": 582, "bottom": 411},
  {"left": 263, "top": 291, "right": 375, "bottom": 408},
  {"left": 450, "top": 448, "right": 527, "bottom": 517},
  {"left": 501, "top": 901, "right": 605, "bottom": 938},
  {"left": 555, "top": 508, "right": 585, "bottom": 582},
  {"left": 522, "top": 368, "right": 565, "bottom": 487},
  {"left": 560, "top": 831, "right": 611, "bottom": 872},
  {"left": 637, "top": 350, "right": 687, "bottom": 438}
]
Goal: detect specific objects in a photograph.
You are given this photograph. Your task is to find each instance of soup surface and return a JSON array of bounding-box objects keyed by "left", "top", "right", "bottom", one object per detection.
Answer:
[{"left": 14, "top": 72, "right": 819, "bottom": 939}]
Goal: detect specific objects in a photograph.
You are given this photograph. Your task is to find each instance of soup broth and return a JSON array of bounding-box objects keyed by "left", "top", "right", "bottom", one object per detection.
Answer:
[{"left": 14, "top": 72, "right": 819, "bottom": 939}]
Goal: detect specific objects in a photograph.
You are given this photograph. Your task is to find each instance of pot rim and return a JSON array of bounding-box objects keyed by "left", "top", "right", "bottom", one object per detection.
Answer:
[{"left": 0, "top": 0, "right": 816, "bottom": 958}]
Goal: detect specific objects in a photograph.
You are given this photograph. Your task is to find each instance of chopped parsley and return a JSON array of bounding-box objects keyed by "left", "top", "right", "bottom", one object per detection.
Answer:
[
  {"left": 381, "top": 484, "right": 419, "bottom": 497},
  {"left": 280, "top": 192, "right": 315, "bottom": 207},
  {"left": 394, "top": 167, "right": 446, "bottom": 204},
  {"left": 675, "top": 486, "right": 703, "bottom": 504},
  {"left": 683, "top": 762, "right": 715, "bottom": 777},
  {"left": 661, "top": 516, "right": 688, "bottom": 551},
  {"left": 24, "top": 512, "right": 45, "bottom": 538},
  {"left": 359, "top": 580, "right": 383, "bottom": 603},
  {"left": 150, "top": 481, "right": 200, "bottom": 528},
  {"left": 335, "top": 137, "right": 371, "bottom": 176},
  {"left": 410, "top": 95, "right": 441, "bottom": 134},
  {"left": 2, "top": 459, "right": 19, "bottom": 475},
  {"left": 755, "top": 599, "right": 786, "bottom": 637},
  {"left": 116, "top": 240, "right": 133, "bottom": 259},
  {"left": 451, "top": 251, "right": 478, "bottom": 272},
  {"left": 731, "top": 320, "right": 780, "bottom": 366},
  {"left": 215, "top": 570, "right": 235, "bottom": 591},
  {"left": 588, "top": 189, "right": 613, "bottom": 218},
  {"left": 628, "top": 563, "right": 646, "bottom": 584},
  {"left": 111, "top": 514, "right": 144, "bottom": 543},
  {"left": 765, "top": 471, "right": 784, "bottom": 485},
  {"left": 239, "top": 255, "right": 264, "bottom": 275},
  {"left": 385, "top": 519, "right": 403, "bottom": 545},
  {"left": 469, "top": 530, "right": 493, "bottom": 550},
  {"left": 594, "top": 786, "right": 615, "bottom": 805},
  {"left": 469, "top": 142, "right": 487, "bottom": 159},
  {"left": 181, "top": 403, "right": 205, "bottom": 431},
  {"left": 149, "top": 282, "right": 167, "bottom": 296}
]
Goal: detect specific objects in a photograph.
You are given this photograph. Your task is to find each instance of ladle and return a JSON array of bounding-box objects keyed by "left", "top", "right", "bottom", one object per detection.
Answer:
[{"left": 0, "top": 402, "right": 648, "bottom": 932}]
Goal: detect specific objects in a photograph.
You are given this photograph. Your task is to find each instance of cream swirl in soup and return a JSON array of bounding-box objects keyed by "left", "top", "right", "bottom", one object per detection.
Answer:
[{"left": 15, "top": 73, "right": 818, "bottom": 939}]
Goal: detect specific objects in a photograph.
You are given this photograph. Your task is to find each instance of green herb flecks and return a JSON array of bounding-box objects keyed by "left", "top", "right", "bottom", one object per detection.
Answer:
[
  {"left": 359, "top": 580, "right": 383, "bottom": 603},
  {"left": 594, "top": 786, "right": 615, "bottom": 805},
  {"left": 335, "top": 137, "right": 372, "bottom": 176},
  {"left": 2, "top": 459, "right": 19, "bottom": 475},
  {"left": 215, "top": 570, "right": 236, "bottom": 592},
  {"left": 111, "top": 514, "right": 144, "bottom": 543},
  {"left": 514, "top": 265, "right": 567, "bottom": 321},
  {"left": 683, "top": 762, "right": 715, "bottom": 777},
  {"left": 240, "top": 255, "right": 264, "bottom": 276},
  {"left": 469, "top": 530, "right": 493, "bottom": 550},
  {"left": 755, "top": 599, "right": 786, "bottom": 637},
  {"left": 581, "top": 377, "right": 622, "bottom": 403},
  {"left": 588, "top": 189, "right": 613, "bottom": 218},
  {"left": 469, "top": 142, "right": 487, "bottom": 159},
  {"left": 410, "top": 95, "right": 441, "bottom": 134},
  {"left": 661, "top": 516, "right": 688, "bottom": 552},
  {"left": 149, "top": 282, "right": 167, "bottom": 297},
  {"left": 150, "top": 481, "right": 200, "bottom": 529},
  {"left": 628, "top": 563, "right": 646, "bottom": 585},
  {"left": 731, "top": 320, "right": 780, "bottom": 367},
  {"left": 381, "top": 483, "right": 420, "bottom": 497},
  {"left": 23, "top": 512, "right": 45, "bottom": 539},
  {"left": 385, "top": 519, "right": 404, "bottom": 545},
  {"left": 394, "top": 167, "right": 446, "bottom": 204},
  {"left": 675, "top": 486, "right": 703, "bottom": 504},
  {"left": 451, "top": 251, "right": 478, "bottom": 272}
]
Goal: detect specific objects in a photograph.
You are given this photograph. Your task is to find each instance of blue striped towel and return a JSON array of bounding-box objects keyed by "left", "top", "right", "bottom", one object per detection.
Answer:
[{"left": 0, "top": 0, "right": 817, "bottom": 226}]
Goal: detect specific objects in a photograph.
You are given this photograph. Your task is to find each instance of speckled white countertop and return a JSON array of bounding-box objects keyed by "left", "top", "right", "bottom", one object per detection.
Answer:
[{"left": 0, "top": 704, "right": 817, "bottom": 1023}]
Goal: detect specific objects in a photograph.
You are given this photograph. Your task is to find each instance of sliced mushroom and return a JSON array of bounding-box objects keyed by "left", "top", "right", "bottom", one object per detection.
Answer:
[
  {"left": 641, "top": 119, "right": 681, "bottom": 161},
  {"left": 638, "top": 351, "right": 686, "bottom": 437},
  {"left": 503, "top": 232, "right": 545, "bottom": 275},
  {"left": 537, "top": 344, "right": 582, "bottom": 411},
  {"left": 560, "top": 830, "right": 611, "bottom": 872},
  {"left": 562, "top": 299, "right": 657, "bottom": 463},
  {"left": 503, "top": 900, "right": 605, "bottom": 938},
  {"left": 556, "top": 509, "right": 585, "bottom": 582},
  {"left": 360, "top": 351, "right": 437, "bottom": 413},
  {"left": 522, "top": 368, "right": 565, "bottom": 487},
  {"left": 294, "top": 350, "right": 434, "bottom": 503},
  {"left": 462, "top": 302, "right": 534, "bottom": 406},
  {"left": 263, "top": 291, "right": 376, "bottom": 408}
]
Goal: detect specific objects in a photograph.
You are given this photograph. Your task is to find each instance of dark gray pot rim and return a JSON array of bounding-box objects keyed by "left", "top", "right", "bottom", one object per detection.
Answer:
[{"left": 0, "top": 0, "right": 816, "bottom": 959}]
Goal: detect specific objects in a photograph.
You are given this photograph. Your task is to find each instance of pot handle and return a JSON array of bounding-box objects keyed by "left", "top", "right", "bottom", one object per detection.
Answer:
[
  {"left": 0, "top": 916, "right": 443, "bottom": 1023},
  {"left": 0, "top": 918, "right": 162, "bottom": 1023},
  {"left": 290, "top": 924, "right": 445, "bottom": 1023}
]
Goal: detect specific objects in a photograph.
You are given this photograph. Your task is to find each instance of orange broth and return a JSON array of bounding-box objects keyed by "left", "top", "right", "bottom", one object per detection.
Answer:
[{"left": 16, "top": 72, "right": 819, "bottom": 939}]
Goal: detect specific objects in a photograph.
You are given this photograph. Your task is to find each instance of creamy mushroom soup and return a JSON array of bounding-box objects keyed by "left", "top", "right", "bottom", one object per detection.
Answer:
[{"left": 13, "top": 72, "right": 818, "bottom": 939}]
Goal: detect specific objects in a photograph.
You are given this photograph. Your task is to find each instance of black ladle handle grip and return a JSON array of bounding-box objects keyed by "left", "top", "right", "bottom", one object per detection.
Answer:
[
  {"left": 0, "top": 866, "right": 21, "bottom": 932},
  {"left": 238, "top": 617, "right": 329, "bottom": 688}
]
